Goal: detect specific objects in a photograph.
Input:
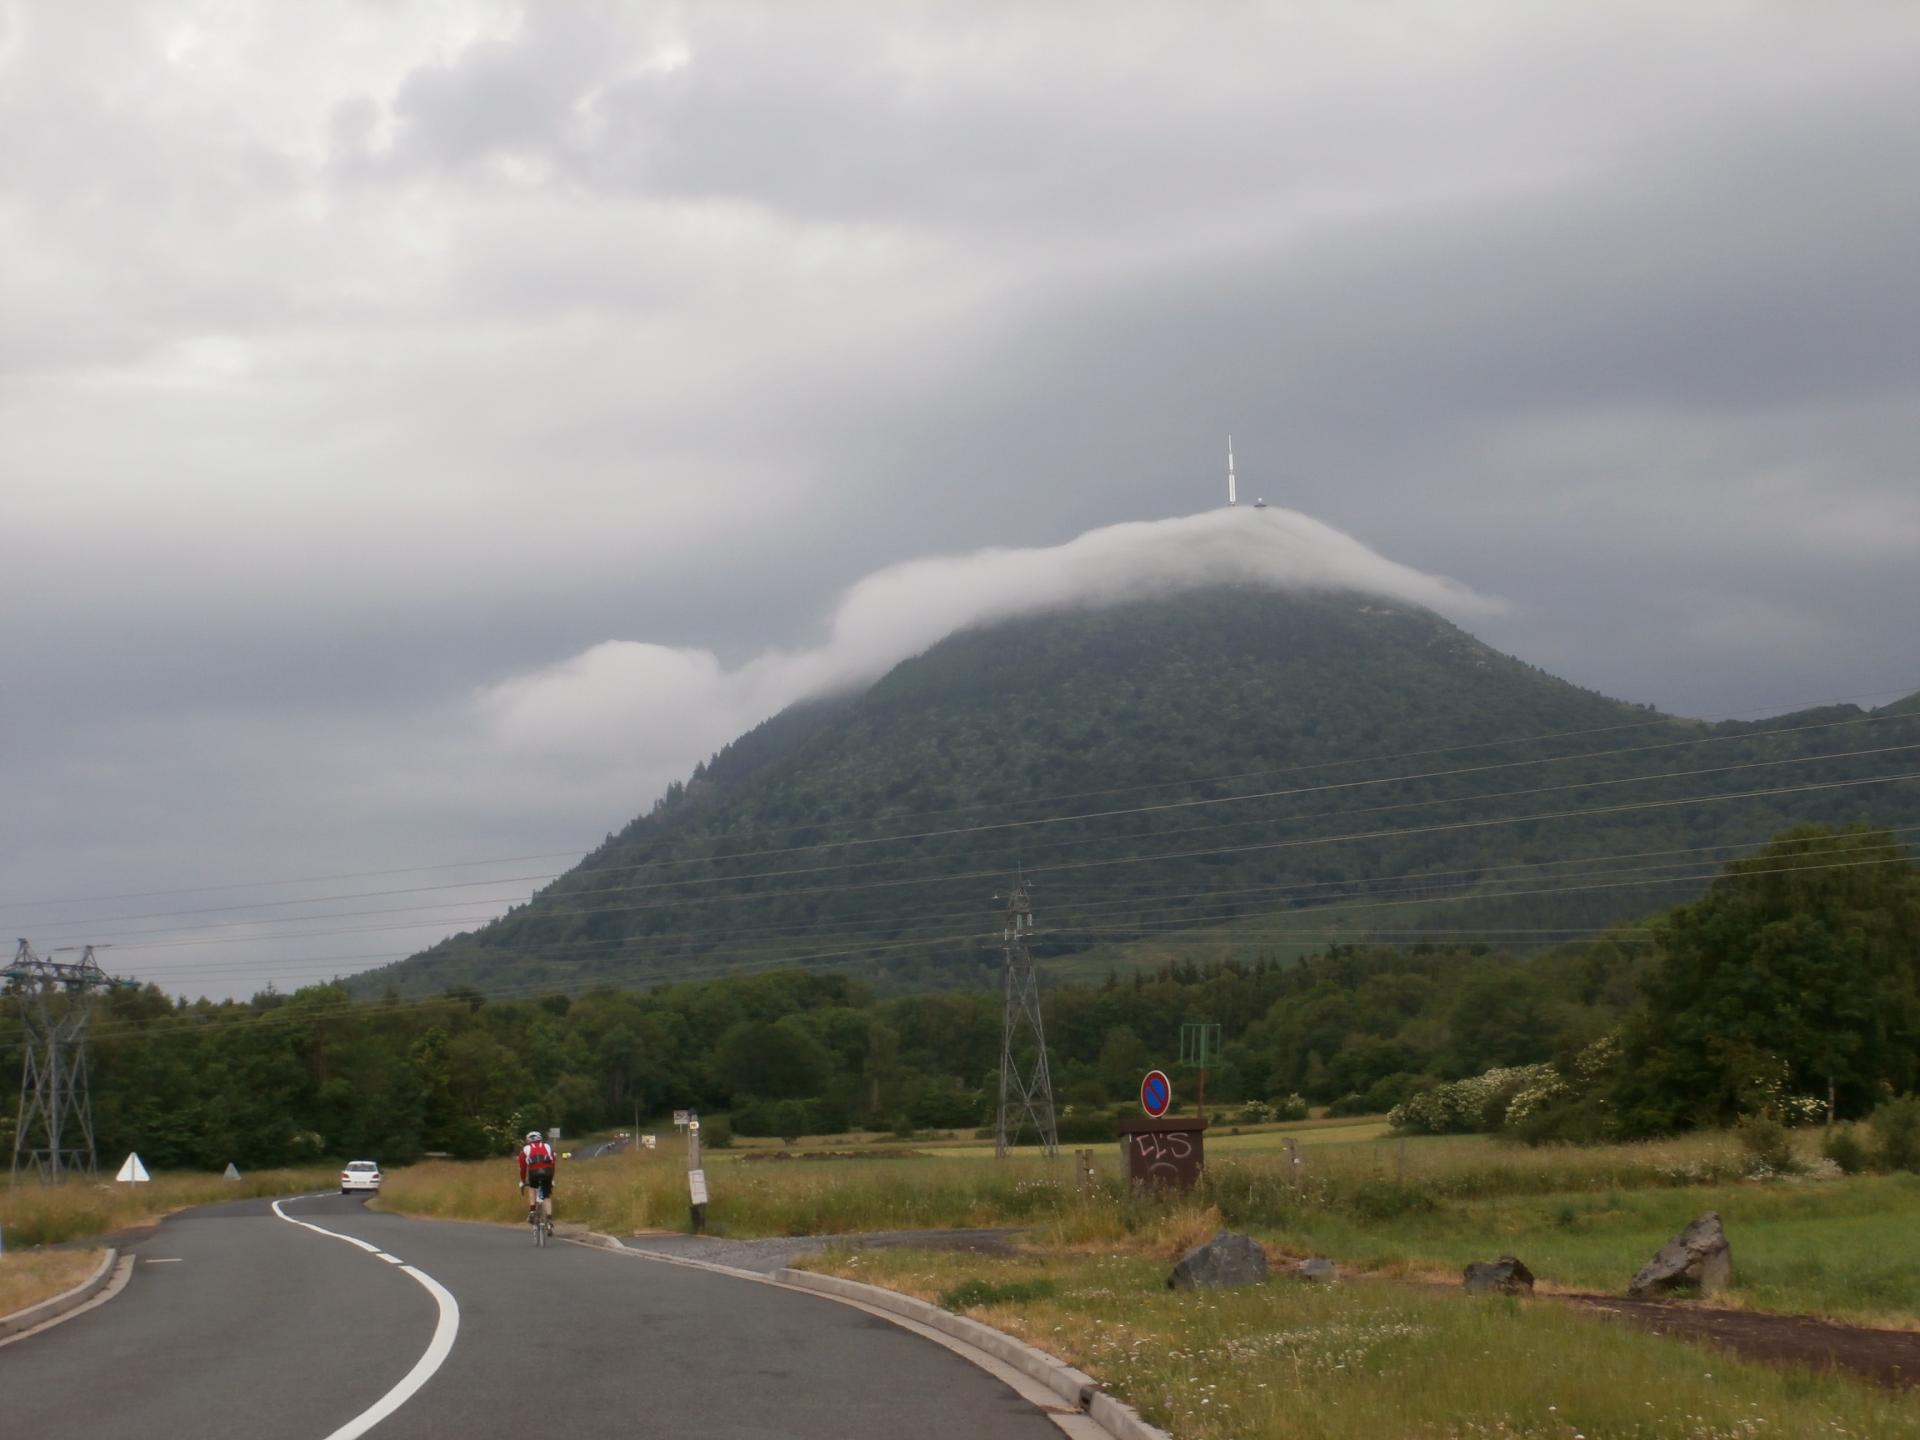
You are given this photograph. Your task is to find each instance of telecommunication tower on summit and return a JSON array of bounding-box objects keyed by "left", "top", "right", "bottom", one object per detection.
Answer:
[{"left": 1226, "top": 436, "right": 1268, "bottom": 509}]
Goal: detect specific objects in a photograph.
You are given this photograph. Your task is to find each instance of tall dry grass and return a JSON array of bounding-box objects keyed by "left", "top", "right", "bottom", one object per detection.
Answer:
[
  {"left": 0, "top": 1247, "right": 102, "bottom": 1317},
  {"left": 0, "top": 1167, "right": 339, "bottom": 1247}
]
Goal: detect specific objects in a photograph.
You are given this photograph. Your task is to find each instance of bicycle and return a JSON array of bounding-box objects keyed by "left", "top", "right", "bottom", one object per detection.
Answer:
[{"left": 525, "top": 1180, "right": 554, "bottom": 1247}]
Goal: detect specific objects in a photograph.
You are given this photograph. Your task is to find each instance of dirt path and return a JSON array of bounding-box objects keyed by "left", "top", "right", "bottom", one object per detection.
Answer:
[{"left": 1565, "top": 1293, "right": 1920, "bottom": 1390}]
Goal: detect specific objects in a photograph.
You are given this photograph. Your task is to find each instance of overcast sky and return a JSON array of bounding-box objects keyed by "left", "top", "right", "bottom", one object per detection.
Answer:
[{"left": 4, "top": 1, "right": 1918, "bottom": 998}]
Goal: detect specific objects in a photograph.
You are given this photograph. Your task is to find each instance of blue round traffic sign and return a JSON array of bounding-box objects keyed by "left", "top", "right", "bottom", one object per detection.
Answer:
[{"left": 1140, "top": 1069, "right": 1172, "bottom": 1118}]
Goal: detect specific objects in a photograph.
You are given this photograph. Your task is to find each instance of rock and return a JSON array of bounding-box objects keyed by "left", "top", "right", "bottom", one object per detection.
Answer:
[
  {"left": 1463, "top": 1256, "right": 1535, "bottom": 1295},
  {"left": 1293, "top": 1257, "right": 1338, "bottom": 1283},
  {"left": 1629, "top": 1212, "right": 1733, "bottom": 1298},
  {"left": 1167, "top": 1231, "right": 1270, "bottom": 1290}
]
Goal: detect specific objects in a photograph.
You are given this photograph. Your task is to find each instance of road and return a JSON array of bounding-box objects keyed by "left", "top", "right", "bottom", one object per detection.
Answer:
[{"left": 1, "top": 1194, "right": 1064, "bottom": 1439}]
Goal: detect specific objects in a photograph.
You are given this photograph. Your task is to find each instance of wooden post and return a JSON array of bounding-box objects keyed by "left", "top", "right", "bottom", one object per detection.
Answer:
[{"left": 1075, "top": 1148, "right": 1096, "bottom": 1194}]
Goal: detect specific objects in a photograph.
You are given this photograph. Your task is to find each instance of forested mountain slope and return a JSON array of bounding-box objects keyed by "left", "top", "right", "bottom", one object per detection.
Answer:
[{"left": 353, "top": 587, "right": 1920, "bottom": 997}]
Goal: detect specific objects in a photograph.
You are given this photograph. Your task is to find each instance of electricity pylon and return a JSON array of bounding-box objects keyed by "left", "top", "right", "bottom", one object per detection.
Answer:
[
  {"left": 994, "top": 876, "right": 1059, "bottom": 1158},
  {"left": 6, "top": 940, "right": 112, "bottom": 1184}
]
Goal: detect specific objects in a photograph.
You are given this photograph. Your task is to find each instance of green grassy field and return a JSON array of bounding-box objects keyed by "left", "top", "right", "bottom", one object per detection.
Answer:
[
  {"left": 799, "top": 1246, "right": 1920, "bottom": 1440},
  {"left": 376, "top": 1125, "right": 1920, "bottom": 1328}
]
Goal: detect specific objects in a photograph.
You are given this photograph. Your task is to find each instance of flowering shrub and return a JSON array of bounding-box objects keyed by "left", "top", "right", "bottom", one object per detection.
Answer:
[{"left": 1388, "top": 1064, "right": 1558, "bottom": 1135}]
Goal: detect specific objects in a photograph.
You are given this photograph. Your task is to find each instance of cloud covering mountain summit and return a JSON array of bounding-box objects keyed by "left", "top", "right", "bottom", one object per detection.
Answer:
[{"left": 477, "top": 504, "right": 1508, "bottom": 800}]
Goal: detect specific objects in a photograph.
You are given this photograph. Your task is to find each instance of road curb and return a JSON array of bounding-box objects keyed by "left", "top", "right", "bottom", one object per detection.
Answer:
[
  {"left": 772, "top": 1268, "right": 1168, "bottom": 1440},
  {"left": 0, "top": 1248, "right": 121, "bottom": 1339},
  {"left": 575, "top": 1231, "right": 1169, "bottom": 1440}
]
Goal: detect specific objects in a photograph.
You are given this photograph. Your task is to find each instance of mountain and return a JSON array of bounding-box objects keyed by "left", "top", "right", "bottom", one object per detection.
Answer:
[{"left": 351, "top": 586, "right": 1920, "bottom": 998}]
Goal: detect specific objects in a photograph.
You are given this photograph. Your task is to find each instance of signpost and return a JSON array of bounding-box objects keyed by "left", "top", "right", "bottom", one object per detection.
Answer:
[
  {"left": 686, "top": 1112, "right": 706, "bottom": 1233},
  {"left": 1140, "top": 1069, "right": 1172, "bottom": 1118},
  {"left": 1119, "top": 1067, "right": 1206, "bottom": 1191}
]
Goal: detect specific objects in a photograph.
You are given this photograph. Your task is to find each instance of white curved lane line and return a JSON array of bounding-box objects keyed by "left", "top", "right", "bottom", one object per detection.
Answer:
[{"left": 271, "top": 1197, "right": 461, "bottom": 1440}]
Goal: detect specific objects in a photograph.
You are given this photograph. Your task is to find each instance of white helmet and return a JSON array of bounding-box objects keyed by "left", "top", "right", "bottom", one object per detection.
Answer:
[{"left": 526, "top": 1130, "right": 543, "bottom": 1143}]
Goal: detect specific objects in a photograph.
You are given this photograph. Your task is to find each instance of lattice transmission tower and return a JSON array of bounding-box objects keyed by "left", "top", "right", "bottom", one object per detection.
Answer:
[
  {"left": 6, "top": 940, "right": 112, "bottom": 1183},
  {"left": 994, "top": 875, "right": 1059, "bottom": 1158}
]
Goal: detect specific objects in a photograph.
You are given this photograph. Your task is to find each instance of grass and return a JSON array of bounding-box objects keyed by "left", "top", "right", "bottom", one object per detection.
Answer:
[
  {"left": 800, "top": 1246, "right": 1920, "bottom": 1440},
  {"left": 373, "top": 1127, "right": 1920, "bottom": 1327},
  {"left": 0, "top": 1248, "right": 103, "bottom": 1319},
  {"left": 0, "top": 1167, "right": 341, "bottom": 1248}
]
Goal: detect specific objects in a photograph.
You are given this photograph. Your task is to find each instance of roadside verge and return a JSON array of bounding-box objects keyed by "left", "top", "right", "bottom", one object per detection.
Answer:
[
  {"left": 569, "top": 1230, "right": 1169, "bottom": 1440},
  {"left": 0, "top": 1249, "right": 128, "bottom": 1343}
]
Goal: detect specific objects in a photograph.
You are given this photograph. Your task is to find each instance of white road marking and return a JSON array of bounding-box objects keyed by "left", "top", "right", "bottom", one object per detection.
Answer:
[
  {"left": 271, "top": 1197, "right": 461, "bottom": 1440},
  {"left": 145, "top": 1257, "right": 184, "bottom": 1264}
]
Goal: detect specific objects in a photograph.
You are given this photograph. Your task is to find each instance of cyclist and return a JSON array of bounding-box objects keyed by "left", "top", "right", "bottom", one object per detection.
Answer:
[{"left": 518, "top": 1130, "right": 557, "bottom": 1230}]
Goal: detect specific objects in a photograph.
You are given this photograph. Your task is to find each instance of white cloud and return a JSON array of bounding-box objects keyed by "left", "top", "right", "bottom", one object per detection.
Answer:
[{"left": 474, "top": 504, "right": 1506, "bottom": 798}]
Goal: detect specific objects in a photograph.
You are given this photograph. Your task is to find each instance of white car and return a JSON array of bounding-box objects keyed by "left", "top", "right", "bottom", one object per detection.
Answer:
[{"left": 340, "top": 1160, "right": 382, "bottom": 1194}]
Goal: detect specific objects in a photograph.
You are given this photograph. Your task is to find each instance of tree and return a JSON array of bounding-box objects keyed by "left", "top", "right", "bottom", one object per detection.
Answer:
[{"left": 1613, "top": 826, "right": 1920, "bottom": 1133}]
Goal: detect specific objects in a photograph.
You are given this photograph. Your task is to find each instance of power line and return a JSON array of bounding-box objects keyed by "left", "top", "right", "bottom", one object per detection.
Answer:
[
  {"left": 95, "top": 830, "right": 1920, "bottom": 983},
  {"left": 16, "top": 845, "right": 1911, "bottom": 1059},
  {"left": 7, "top": 679, "right": 1914, "bottom": 918},
  {"left": 20, "top": 714, "right": 1917, "bottom": 939}
]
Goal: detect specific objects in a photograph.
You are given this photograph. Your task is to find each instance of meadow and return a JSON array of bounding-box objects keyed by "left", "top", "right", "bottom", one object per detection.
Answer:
[
  {"left": 797, "top": 1245, "right": 1920, "bottom": 1440},
  {"left": 376, "top": 1121, "right": 1920, "bottom": 1328}
]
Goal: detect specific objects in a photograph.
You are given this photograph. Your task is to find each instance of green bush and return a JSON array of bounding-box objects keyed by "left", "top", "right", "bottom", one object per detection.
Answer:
[
  {"left": 1822, "top": 1125, "right": 1871, "bottom": 1175},
  {"left": 1510, "top": 1096, "right": 1615, "bottom": 1147},
  {"left": 1733, "top": 1114, "right": 1797, "bottom": 1174},
  {"left": 1055, "top": 1108, "right": 1124, "bottom": 1143},
  {"left": 1869, "top": 1095, "right": 1920, "bottom": 1172}
]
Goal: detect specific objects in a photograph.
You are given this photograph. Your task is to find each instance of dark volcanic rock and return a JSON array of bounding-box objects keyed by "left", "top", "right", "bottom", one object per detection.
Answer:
[
  {"left": 1293, "top": 1257, "right": 1338, "bottom": 1283},
  {"left": 1463, "top": 1256, "right": 1535, "bottom": 1295},
  {"left": 1167, "top": 1231, "right": 1269, "bottom": 1290},
  {"left": 1630, "top": 1212, "right": 1733, "bottom": 1298}
]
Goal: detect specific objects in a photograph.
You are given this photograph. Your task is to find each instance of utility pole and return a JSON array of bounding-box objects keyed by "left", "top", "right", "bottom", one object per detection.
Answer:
[
  {"left": 995, "top": 874, "right": 1059, "bottom": 1159},
  {"left": 7, "top": 941, "right": 113, "bottom": 1184}
]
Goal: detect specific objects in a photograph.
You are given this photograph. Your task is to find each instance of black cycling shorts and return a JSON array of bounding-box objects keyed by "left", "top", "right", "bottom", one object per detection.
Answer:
[{"left": 525, "top": 1171, "right": 554, "bottom": 1200}]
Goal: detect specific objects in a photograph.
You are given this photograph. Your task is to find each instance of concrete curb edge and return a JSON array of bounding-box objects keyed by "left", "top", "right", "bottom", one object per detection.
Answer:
[
  {"left": 772, "top": 1267, "right": 1170, "bottom": 1440},
  {"left": 569, "top": 1230, "right": 1168, "bottom": 1440},
  {"left": 0, "top": 1248, "right": 120, "bottom": 1338}
]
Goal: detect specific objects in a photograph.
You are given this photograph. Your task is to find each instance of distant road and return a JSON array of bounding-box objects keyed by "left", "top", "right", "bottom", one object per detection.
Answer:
[{"left": 2, "top": 1193, "right": 1062, "bottom": 1439}]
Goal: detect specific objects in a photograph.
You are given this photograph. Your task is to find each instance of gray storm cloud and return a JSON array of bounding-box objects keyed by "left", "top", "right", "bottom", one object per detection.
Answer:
[{"left": 477, "top": 505, "right": 1507, "bottom": 791}]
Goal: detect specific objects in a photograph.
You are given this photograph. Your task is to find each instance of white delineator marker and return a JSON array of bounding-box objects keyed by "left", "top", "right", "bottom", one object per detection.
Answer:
[{"left": 1227, "top": 435, "right": 1237, "bottom": 507}]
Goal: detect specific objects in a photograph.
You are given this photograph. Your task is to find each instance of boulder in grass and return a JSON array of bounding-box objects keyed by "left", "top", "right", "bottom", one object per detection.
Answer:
[
  {"left": 1167, "top": 1231, "right": 1269, "bottom": 1290},
  {"left": 1463, "top": 1256, "right": 1535, "bottom": 1295},
  {"left": 1292, "top": 1257, "right": 1338, "bottom": 1283},
  {"left": 1629, "top": 1212, "right": 1732, "bottom": 1298}
]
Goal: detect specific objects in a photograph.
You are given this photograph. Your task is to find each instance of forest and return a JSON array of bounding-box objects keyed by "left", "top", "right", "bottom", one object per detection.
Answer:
[
  {"left": 5, "top": 825, "right": 1913, "bottom": 1171},
  {"left": 362, "top": 589, "right": 1920, "bottom": 998}
]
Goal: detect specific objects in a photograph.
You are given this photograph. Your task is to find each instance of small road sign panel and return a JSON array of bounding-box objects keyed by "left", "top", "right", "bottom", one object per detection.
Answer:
[{"left": 1140, "top": 1070, "right": 1172, "bottom": 1118}]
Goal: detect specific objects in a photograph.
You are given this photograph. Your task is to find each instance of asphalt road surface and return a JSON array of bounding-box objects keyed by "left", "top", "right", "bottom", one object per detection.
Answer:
[{"left": 1, "top": 1194, "right": 1064, "bottom": 1439}]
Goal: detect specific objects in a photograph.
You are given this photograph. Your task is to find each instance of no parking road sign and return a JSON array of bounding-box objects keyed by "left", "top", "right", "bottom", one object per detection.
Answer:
[{"left": 1140, "top": 1069, "right": 1172, "bottom": 1118}]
